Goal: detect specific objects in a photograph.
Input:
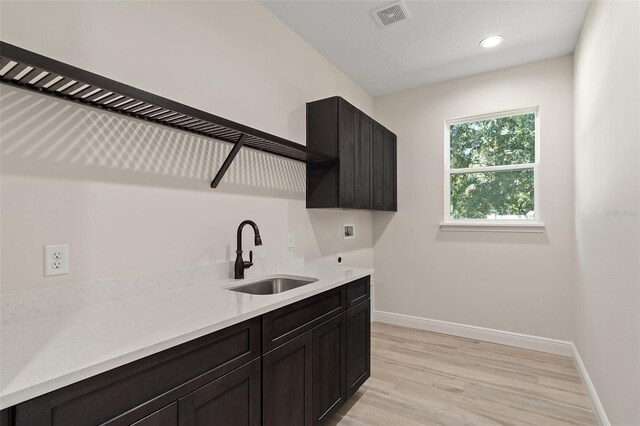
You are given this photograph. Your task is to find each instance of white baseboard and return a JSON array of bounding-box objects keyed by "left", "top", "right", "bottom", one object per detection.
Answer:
[
  {"left": 373, "top": 310, "right": 610, "bottom": 424},
  {"left": 571, "top": 344, "right": 611, "bottom": 426},
  {"left": 373, "top": 310, "right": 573, "bottom": 356}
]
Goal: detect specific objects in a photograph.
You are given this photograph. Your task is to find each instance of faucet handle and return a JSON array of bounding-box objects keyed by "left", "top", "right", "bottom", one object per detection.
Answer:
[{"left": 244, "top": 250, "right": 253, "bottom": 268}]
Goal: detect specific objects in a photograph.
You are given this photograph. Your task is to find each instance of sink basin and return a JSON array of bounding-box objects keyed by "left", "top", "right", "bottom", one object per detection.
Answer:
[{"left": 227, "top": 276, "right": 318, "bottom": 295}]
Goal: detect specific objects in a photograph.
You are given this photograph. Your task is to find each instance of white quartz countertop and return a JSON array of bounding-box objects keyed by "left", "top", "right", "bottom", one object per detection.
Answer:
[{"left": 0, "top": 263, "right": 373, "bottom": 409}]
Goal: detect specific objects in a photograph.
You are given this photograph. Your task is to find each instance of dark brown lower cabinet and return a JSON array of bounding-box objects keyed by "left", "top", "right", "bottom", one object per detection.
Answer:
[
  {"left": 131, "top": 403, "right": 177, "bottom": 426},
  {"left": 10, "top": 318, "right": 261, "bottom": 426},
  {"left": 346, "top": 300, "right": 371, "bottom": 398},
  {"left": 312, "top": 313, "right": 347, "bottom": 425},
  {"left": 263, "top": 331, "right": 313, "bottom": 426},
  {"left": 178, "top": 359, "right": 261, "bottom": 426},
  {"left": 2, "top": 276, "right": 371, "bottom": 426}
]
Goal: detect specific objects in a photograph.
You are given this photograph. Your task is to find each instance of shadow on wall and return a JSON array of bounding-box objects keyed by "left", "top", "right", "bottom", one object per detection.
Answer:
[
  {"left": 373, "top": 211, "right": 395, "bottom": 245},
  {"left": 307, "top": 209, "right": 374, "bottom": 257},
  {"left": 0, "top": 87, "right": 305, "bottom": 199}
]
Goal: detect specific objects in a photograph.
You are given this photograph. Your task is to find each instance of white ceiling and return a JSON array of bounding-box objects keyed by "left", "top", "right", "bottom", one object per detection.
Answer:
[{"left": 263, "top": 0, "right": 590, "bottom": 96}]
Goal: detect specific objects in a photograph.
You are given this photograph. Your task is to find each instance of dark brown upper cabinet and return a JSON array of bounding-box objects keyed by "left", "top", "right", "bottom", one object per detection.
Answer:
[{"left": 306, "top": 96, "right": 397, "bottom": 211}]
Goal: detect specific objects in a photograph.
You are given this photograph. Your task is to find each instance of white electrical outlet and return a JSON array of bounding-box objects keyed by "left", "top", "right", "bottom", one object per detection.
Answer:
[
  {"left": 44, "top": 244, "right": 69, "bottom": 276},
  {"left": 336, "top": 252, "right": 344, "bottom": 265},
  {"left": 287, "top": 232, "right": 295, "bottom": 248}
]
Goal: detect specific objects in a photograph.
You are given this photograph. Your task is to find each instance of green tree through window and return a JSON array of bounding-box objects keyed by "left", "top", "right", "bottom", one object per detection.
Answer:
[{"left": 447, "top": 111, "right": 537, "bottom": 220}]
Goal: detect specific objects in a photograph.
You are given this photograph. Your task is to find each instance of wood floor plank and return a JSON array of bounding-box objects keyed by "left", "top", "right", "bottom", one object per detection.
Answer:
[{"left": 330, "top": 322, "right": 597, "bottom": 425}]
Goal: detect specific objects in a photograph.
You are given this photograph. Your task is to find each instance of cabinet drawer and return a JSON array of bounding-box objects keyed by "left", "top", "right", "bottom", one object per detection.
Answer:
[
  {"left": 263, "top": 286, "right": 346, "bottom": 352},
  {"left": 346, "top": 276, "right": 370, "bottom": 308},
  {"left": 16, "top": 318, "right": 261, "bottom": 426}
]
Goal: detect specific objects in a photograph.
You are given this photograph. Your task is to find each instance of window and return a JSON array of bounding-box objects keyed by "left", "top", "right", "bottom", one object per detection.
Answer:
[{"left": 444, "top": 107, "right": 540, "bottom": 226}]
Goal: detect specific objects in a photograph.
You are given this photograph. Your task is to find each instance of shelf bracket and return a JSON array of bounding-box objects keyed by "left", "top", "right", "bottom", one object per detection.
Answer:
[{"left": 211, "top": 133, "right": 247, "bottom": 188}]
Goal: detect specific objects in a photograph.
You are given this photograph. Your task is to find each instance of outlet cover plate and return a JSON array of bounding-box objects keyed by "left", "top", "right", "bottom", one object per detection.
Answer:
[
  {"left": 336, "top": 252, "right": 344, "bottom": 265},
  {"left": 44, "top": 244, "right": 69, "bottom": 276}
]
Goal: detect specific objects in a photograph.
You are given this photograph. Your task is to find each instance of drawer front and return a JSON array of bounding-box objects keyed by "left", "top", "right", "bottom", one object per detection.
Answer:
[
  {"left": 16, "top": 318, "right": 261, "bottom": 426},
  {"left": 346, "top": 276, "right": 370, "bottom": 308},
  {"left": 263, "top": 286, "right": 346, "bottom": 352}
]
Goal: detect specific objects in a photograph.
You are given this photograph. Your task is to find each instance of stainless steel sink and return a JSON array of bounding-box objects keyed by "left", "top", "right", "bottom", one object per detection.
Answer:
[{"left": 227, "top": 276, "right": 318, "bottom": 295}]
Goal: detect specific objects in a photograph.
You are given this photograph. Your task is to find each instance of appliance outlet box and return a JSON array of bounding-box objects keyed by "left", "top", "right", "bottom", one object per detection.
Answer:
[{"left": 343, "top": 224, "right": 355, "bottom": 239}]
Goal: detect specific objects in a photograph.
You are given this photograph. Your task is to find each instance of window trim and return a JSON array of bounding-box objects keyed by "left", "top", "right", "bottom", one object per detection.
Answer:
[{"left": 442, "top": 106, "right": 544, "bottom": 230}]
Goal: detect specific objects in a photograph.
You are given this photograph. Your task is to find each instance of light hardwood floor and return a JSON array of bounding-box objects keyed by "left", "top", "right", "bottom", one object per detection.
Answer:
[{"left": 328, "top": 322, "right": 596, "bottom": 426}]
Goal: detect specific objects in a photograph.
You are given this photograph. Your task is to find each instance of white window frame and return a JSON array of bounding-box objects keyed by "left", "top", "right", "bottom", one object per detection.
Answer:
[{"left": 441, "top": 107, "right": 544, "bottom": 232}]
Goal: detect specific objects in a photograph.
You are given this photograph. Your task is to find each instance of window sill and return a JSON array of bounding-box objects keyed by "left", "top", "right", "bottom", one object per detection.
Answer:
[{"left": 439, "top": 222, "right": 546, "bottom": 233}]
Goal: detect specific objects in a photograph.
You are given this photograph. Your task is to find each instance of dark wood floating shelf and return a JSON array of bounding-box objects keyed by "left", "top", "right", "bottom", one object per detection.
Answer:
[{"left": 0, "top": 42, "right": 336, "bottom": 188}]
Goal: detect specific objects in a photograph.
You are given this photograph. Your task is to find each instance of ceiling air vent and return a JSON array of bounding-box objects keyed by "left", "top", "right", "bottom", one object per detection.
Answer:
[{"left": 371, "top": 2, "right": 411, "bottom": 28}]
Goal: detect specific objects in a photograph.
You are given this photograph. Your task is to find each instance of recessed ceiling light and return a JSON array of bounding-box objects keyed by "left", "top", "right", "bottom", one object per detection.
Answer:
[{"left": 480, "top": 35, "right": 504, "bottom": 48}]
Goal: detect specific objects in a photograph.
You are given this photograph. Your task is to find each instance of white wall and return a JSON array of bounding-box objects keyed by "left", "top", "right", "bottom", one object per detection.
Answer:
[
  {"left": 0, "top": 1, "right": 374, "bottom": 292},
  {"left": 373, "top": 56, "right": 576, "bottom": 340},
  {"left": 574, "top": 1, "right": 640, "bottom": 424}
]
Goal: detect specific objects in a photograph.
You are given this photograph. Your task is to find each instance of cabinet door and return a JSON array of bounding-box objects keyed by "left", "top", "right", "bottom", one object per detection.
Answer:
[
  {"left": 131, "top": 403, "right": 177, "bottom": 426},
  {"left": 338, "top": 99, "right": 358, "bottom": 208},
  {"left": 355, "top": 112, "right": 373, "bottom": 209},
  {"left": 312, "top": 313, "right": 347, "bottom": 425},
  {"left": 346, "top": 300, "right": 371, "bottom": 397},
  {"left": 384, "top": 131, "right": 397, "bottom": 211},
  {"left": 263, "top": 332, "right": 313, "bottom": 426},
  {"left": 373, "top": 124, "right": 397, "bottom": 211},
  {"left": 178, "top": 359, "right": 261, "bottom": 426}
]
